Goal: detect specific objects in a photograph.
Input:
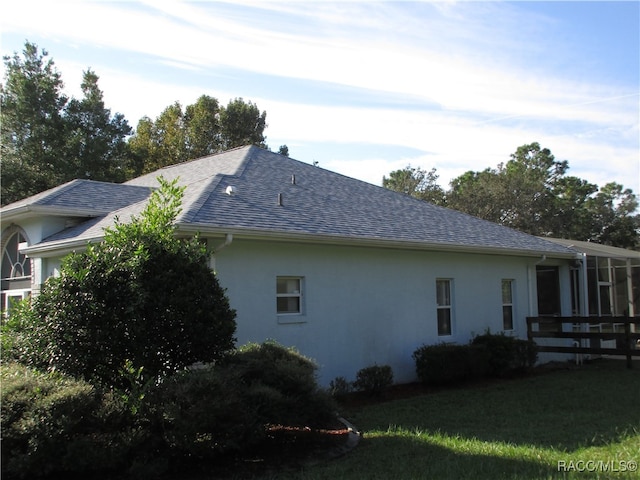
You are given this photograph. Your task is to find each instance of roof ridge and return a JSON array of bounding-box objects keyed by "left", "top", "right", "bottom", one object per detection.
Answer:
[
  {"left": 178, "top": 175, "right": 225, "bottom": 223},
  {"left": 152, "top": 145, "right": 254, "bottom": 173},
  {"left": 26, "top": 179, "right": 85, "bottom": 206},
  {"left": 177, "top": 147, "right": 256, "bottom": 223}
]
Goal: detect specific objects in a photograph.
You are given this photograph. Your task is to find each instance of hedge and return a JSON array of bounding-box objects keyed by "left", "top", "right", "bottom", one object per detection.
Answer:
[
  {"left": 1, "top": 363, "right": 143, "bottom": 479},
  {"left": 413, "top": 332, "right": 538, "bottom": 386}
]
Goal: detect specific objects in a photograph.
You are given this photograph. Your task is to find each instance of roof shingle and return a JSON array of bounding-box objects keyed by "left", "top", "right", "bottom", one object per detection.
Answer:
[
  {"left": 18, "top": 145, "right": 578, "bottom": 257},
  {"left": 2, "top": 179, "right": 152, "bottom": 215}
]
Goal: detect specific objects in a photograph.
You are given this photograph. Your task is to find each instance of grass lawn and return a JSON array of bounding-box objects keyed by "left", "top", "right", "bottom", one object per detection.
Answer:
[{"left": 272, "top": 360, "right": 639, "bottom": 480}]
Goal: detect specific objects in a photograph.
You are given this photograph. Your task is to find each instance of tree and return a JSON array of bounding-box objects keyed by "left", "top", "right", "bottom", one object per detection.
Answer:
[
  {"left": 448, "top": 143, "right": 572, "bottom": 235},
  {"left": 277, "top": 144, "right": 289, "bottom": 157},
  {"left": 128, "top": 96, "right": 268, "bottom": 174},
  {"left": 219, "top": 97, "right": 267, "bottom": 150},
  {"left": 64, "top": 69, "right": 132, "bottom": 182},
  {"left": 184, "top": 94, "right": 222, "bottom": 159},
  {"left": 20, "top": 177, "right": 237, "bottom": 386},
  {"left": 544, "top": 175, "right": 597, "bottom": 240},
  {"left": 388, "top": 142, "right": 639, "bottom": 249},
  {"left": 1, "top": 42, "right": 68, "bottom": 205},
  {"left": 586, "top": 182, "right": 639, "bottom": 249},
  {"left": 1, "top": 42, "right": 135, "bottom": 204},
  {"left": 382, "top": 165, "right": 445, "bottom": 205},
  {"left": 447, "top": 168, "right": 505, "bottom": 223},
  {"left": 498, "top": 143, "right": 568, "bottom": 235},
  {"left": 128, "top": 103, "right": 187, "bottom": 174}
]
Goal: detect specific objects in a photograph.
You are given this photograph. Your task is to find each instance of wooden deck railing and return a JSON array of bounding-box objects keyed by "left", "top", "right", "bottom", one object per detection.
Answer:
[{"left": 526, "top": 316, "right": 640, "bottom": 369}]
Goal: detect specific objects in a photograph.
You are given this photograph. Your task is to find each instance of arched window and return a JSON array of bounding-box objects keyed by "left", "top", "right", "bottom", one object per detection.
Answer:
[
  {"left": 2, "top": 231, "right": 31, "bottom": 279},
  {"left": 1, "top": 229, "right": 32, "bottom": 315}
]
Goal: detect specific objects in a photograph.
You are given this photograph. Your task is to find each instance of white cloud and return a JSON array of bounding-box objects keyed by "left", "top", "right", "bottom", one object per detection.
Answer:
[{"left": 2, "top": 1, "right": 637, "bottom": 193}]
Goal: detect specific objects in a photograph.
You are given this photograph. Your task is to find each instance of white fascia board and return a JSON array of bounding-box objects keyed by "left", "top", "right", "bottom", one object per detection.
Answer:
[
  {"left": 23, "top": 223, "right": 579, "bottom": 261},
  {"left": 20, "top": 238, "right": 102, "bottom": 258},
  {"left": 1, "top": 205, "right": 103, "bottom": 223}
]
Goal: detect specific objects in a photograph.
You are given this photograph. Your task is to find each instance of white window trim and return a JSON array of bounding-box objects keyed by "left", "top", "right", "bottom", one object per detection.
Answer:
[
  {"left": 502, "top": 279, "right": 515, "bottom": 331},
  {"left": 1, "top": 289, "right": 31, "bottom": 317},
  {"left": 276, "top": 276, "right": 306, "bottom": 323},
  {"left": 436, "top": 278, "right": 454, "bottom": 337}
]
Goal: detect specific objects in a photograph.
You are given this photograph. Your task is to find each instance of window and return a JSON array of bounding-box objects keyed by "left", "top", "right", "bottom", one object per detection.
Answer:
[
  {"left": 436, "top": 279, "right": 452, "bottom": 336},
  {"left": 2, "top": 232, "right": 31, "bottom": 281},
  {"left": 276, "top": 277, "right": 302, "bottom": 315},
  {"left": 1, "top": 230, "right": 31, "bottom": 317},
  {"left": 502, "top": 280, "right": 514, "bottom": 330},
  {"left": 536, "top": 266, "right": 560, "bottom": 315},
  {"left": 1, "top": 291, "right": 30, "bottom": 317}
]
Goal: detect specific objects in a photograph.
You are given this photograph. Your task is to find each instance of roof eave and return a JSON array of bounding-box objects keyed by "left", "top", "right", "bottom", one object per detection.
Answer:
[
  {"left": 2, "top": 204, "right": 104, "bottom": 223},
  {"left": 22, "top": 224, "right": 579, "bottom": 260},
  {"left": 21, "top": 237, "right": 103, "bottom": 258},
  {"left": 179, "top": 224, "right": 580, "bottom": 259}
]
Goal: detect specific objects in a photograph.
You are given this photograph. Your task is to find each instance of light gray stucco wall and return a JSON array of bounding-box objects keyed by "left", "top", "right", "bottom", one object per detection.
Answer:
[{"left": 213, "top": 238, "right": 548, "bottom": 385}]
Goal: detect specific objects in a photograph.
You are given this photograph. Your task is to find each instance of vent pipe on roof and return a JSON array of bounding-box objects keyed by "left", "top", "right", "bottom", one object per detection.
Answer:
[
  {"left": 291, "top": 174, "right": 296, "bottom": 185},
  {"left": 277, "top": 193, "right": 283, "bottom": 206}
]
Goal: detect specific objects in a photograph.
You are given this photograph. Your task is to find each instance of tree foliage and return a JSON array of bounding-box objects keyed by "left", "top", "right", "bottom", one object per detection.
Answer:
[
  {"left": 128, "top": 95, "right": 267, "bottom": 175},
  {"left": 384, "top": 142, "right": 639, "bottom": 249},
  {"left": 15, "top": 177, "right": 237, "bottom": 386},
  {"left": 64, "top": 69, "right": 132, "bottom": 182},
  {"left": 219, "top": 97, "right": 267, "bottom": 150},
  {"left": 1, "top": 42, "right": 68, "bottom": 204},
  {"left": 448, "top": 143, "right": 569, "bottom": 235},
  {"left": 277, "top": 144, "right": 290, "bottom": 157},
  {"left": 1, "top": 41, "right": 274, "bottom": 204},
  {"left": 382, "top": 165, "right": 445, "bottom": 205},
  {"left": 1, "top": 43, "right": 132, "bottom": 204}
]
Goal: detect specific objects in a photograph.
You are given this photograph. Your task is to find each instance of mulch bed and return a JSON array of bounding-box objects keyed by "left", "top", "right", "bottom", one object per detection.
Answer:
[{"left": 170, "top": 418, "right": 355, "bottom": 479}]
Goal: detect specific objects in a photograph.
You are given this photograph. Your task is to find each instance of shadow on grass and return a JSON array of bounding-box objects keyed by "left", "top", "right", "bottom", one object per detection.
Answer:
[
  {"left": 349, "top": 360, "right": 640, "bottom": 453},
  {"left": 285, "top": 434, "right": 558, "bottom": 480}
]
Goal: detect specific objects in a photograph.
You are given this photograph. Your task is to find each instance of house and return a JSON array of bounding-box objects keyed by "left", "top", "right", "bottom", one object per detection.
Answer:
[{"left": 3, "top": 145, "right": 592, "bottom": 384}]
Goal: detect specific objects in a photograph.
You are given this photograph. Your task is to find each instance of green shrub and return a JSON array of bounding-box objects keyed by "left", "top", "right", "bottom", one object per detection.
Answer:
[
  {"left": 221, "top": 341, "right": 337, "bottom": 428},
  {"left": 0, "top": 298, "right": 43, "bottom": 366},
  {"left": 329, "top": 376, "right": 353, "bottom": 398},
  {"left": 150, "top": 364, "right": 258, "bottom": 460},
  {"left": 152, "top": 341, "right": 337, "bottom": 462},
  {"left": 471, "top": 331, "right": 515, "bottom": 376},
  {"left": 471, "top": 331, "right": 538, "bottom": 376},
  {"left": 413, "top": 343, "right": 488, "bottom": 386},
  {"left": 513, "top": 337, "right": 539, "bottom": 372},
  {"left": 0, "top": 363, "right": 143, "bottom": 479},
  {"left": 353, "top": 365, "right": 394, "bottom": 396},
  {"left": 16, "top": 177, "right": 237, "bottom": 388}
]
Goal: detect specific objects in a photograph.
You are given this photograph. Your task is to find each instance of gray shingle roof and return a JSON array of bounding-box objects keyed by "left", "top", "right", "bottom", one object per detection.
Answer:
[
  {"left": 542, "top": 237, "right": 640, "bottom": 260},
  {"left": 21, "top": 145, "right": 578, "bottom": 258},
  {"left": 2, "top": 179, "right": 152, "bottom": 216}
]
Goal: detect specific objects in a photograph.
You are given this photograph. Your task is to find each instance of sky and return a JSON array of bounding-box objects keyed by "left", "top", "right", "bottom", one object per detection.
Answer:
[{"left": 1, "top": 1, "right": 639, "bottom": 193}]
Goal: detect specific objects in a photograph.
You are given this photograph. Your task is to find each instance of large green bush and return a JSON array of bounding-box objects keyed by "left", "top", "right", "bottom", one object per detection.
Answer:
[
  {"left": 12, "top": 177, "right": 236, "bottom": 387},
  {"left": 1, "top": 363, "right": 144, "bottom": 479},
  {"left": 471, "top": 331, "right": 538, "bottom": 376},
  {"left": 221, "top": 341, "right": 335, "bottom": 427},
  {"left": 413, "top": 343, "right": 488, "bottom": 386},
  {"left": 414, "top": 332, "right": 539, "bottom": 386},
  {"left": 0, "top": 298, "right": 41, "bottom": 365},
  {"left": 153, "top": 341, "right": 337, "bottom": 461},
  {"left": 2, "top": 344, "right": 338, "bottom": 478}
]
